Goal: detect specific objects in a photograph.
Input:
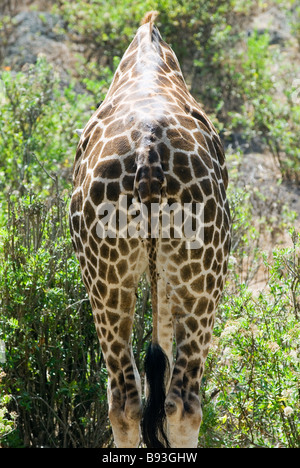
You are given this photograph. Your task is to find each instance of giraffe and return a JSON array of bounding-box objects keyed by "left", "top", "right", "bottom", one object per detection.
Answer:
[{"left": 69, "top": 11, "right": 231, "bottom": 448}]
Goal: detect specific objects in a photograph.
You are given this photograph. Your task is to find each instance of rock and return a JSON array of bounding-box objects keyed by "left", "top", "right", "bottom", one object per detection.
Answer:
[
  {"left": 249, "top": 6, "right": 293, "bottom": 45},
  {"left": 1, "top": 11, "right": 76, "bottom": 75}
]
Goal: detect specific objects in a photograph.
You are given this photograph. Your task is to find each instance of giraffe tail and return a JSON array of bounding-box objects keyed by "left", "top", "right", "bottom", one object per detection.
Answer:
[
  {"left": 142, "top": 236, "right": 169, "bottom": 448},
  {"left": 134, "top": 145, "right": 170, "bottom": 447},
  {"left": 141, "top": 236, "right": 170, "bottom": 448},
  {"left": 141, "top": 10, "right": 159, "bottom": 27},
  {"left": 142, "top": 342, "right": 170, "bottom": 448}
]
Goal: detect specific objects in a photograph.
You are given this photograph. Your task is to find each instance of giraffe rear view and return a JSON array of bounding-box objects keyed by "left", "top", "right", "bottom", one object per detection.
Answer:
[{"left": 69, "top": 11, "right": 231, "bottom": 448}]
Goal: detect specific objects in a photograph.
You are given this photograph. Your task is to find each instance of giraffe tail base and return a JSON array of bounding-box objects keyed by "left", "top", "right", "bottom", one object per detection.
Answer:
[
  {"left": 142, "top": 343, "right": 170, "bottom": 448},
  {"left": 141, "top": 10, "right": 159, "bottom": 26}
]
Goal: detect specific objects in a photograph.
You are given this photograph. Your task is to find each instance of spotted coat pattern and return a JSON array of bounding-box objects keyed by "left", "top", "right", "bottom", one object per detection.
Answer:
[{"left": 69, "top": 12, "right": 231, "bottom": 448}]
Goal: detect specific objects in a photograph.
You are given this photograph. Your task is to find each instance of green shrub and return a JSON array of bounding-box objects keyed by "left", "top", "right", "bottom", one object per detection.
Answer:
[
  {"left": 228, "top": 31, "right": 300, "bottom": 181},
  {"left": 0, "top": 59, "right": 111, "bottom": 447},
  {"left": 0, "top": 57, "right": 93, "bottom": 196},
  {"left": 0, "top": 375, "right": 17, "bottom": 445},
  {"left": 0, "top": 192, "right": 111, "bottom": 447},
  {"left": 201, "top": 231, "right": 300, "bottom": 448},
  {"left": 56, "top": 0, "right": 256, "bottom": 109},
  {"left": 56, "top": 0, "right": 300, "bottom": 181}
]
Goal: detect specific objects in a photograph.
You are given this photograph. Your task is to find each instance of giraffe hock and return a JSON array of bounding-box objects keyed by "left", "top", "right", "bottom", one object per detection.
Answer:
[{"left": 142, "top": 342, "right": 170, "bottom": 448}]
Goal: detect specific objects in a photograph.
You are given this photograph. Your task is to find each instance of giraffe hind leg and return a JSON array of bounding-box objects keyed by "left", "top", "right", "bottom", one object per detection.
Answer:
[
  {"left": 164, "top": 295, "right": 212, "bottom": 448},
  {"left": 107, "top": 345, "right": 142, "bottom": 448},
  {"left": 91, "top": 277, "right": 144, "bottom": 447},
  {"left": 165, "top": 345, "right": 203, "bottom": 448}
]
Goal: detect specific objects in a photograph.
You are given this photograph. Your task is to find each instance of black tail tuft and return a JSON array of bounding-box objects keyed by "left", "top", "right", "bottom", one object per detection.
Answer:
[{"left": 142, "top": 343, "right": 170, "bottom": 448}]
